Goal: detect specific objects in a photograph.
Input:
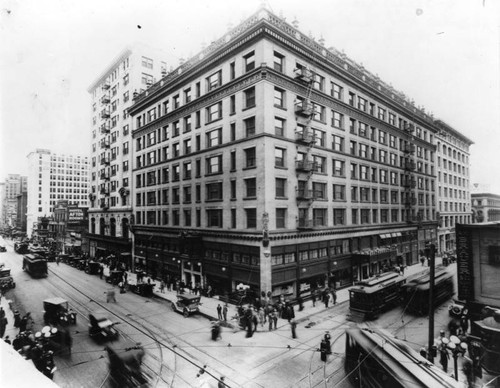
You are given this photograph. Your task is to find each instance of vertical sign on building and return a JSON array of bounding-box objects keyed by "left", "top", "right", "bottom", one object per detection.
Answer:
[{"left": 456, "top": 224, "right": 474, "bottom": 301}]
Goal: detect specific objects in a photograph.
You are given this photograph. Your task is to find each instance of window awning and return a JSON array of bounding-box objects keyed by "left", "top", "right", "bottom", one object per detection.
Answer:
[
  {"left": 380, "top": 234, "right": 390, "bottom": 239},
  {"left": 391, "top": 232, "right": 402, "bottom": 237}
]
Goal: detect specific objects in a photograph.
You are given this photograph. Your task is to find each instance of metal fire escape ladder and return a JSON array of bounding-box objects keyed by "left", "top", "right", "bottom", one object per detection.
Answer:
[{"left": 403, "top": 122, "right": 417, "bottom": 224}]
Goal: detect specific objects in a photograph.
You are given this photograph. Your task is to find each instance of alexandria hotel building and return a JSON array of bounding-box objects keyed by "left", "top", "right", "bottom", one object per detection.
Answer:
[{"left": 128, "top": 8, "right": 440, "bottom": 300}]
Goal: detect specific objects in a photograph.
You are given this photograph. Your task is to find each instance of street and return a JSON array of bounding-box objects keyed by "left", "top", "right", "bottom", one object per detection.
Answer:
[{"left": 1, "top": 236, "right": 463, "bottom": 388}]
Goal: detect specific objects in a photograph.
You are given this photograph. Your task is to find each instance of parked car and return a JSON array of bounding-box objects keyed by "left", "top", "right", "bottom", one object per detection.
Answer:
[
  {"left": 0, "top": 267, "right": 15, "bottom": 290},
  {"left": 171, "top": 295, "right": 201, "bottom": 317}
]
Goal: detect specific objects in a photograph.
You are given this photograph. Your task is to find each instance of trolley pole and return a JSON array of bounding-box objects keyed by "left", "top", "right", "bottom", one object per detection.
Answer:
[{"left": 427, "top": 243, "right": 436, "bottom": 363}]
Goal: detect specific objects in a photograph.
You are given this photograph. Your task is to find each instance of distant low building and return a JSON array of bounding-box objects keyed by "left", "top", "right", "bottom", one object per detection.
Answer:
[{"left": 471, "top": 193, "right": 500, "bottom": 223}]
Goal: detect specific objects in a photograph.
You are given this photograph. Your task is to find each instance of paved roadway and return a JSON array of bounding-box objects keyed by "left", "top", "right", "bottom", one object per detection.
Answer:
[{"left": 2, "top": 236, "right": 483, "bottom": 388}]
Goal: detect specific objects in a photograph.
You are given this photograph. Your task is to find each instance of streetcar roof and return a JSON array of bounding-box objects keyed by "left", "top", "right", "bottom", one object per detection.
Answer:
[
  {"left": 43, "top": 297, "right": 68, "bottom": 306},
  {"left": 346, "top": 328, "right": 458, "bottom": 388},
  {"left": 350, "top": 272, "right": 405, "bottom": 294}
]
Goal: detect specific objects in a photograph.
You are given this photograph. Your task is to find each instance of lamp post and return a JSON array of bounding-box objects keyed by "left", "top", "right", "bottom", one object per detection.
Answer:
[{"left": 436, "top": 335, "right": 467, "bottom": 381}]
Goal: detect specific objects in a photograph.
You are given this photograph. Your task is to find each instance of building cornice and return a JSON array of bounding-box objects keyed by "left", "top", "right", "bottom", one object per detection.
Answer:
[
  {"left": 87, "top": 48, "right": 133, "bottom": 93},
  {"left": 434, "top": 119, "right": 474, "bottom": 145}
]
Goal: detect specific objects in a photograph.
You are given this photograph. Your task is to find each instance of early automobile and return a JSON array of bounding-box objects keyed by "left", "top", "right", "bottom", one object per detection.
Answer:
[
  {"left": 0, "top": 245, "right": 6, "bottom": 252},
  {"left": 171, "top": 294, "right": 201, "bottom": 317},
  {"left": 0, "top": 267, "right": 15, "bottom": 290},
  {"left": 43, "top": 297, "right": 77, "bottom": 326},
  {"left": 85, "top": 261, "right": 101, "bottom": 275},
  {"left": 89, "top": 313, "right": 119, "bottom": 341}
]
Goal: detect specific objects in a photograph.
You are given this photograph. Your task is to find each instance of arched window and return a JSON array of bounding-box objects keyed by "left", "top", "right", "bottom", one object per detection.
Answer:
[
  {"left": 122, "top": 218, "right": 129, "bottom": 239},
  {"left": 110, "top": 218, "right": 116, "bottom": 237},
  {"left": 91, "top": 218, "right": 96, "bottom": 234},
  {"left": 100, "top": 217, "right": 105, "bottom": 235}
]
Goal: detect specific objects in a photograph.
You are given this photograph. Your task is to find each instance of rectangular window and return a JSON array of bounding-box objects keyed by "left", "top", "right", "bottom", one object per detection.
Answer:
[
  {"left": 332, "top": 184, "right": 345, "bottom": 200},
  {"left": 333, "top": 209, "right": 345, "bottom": 225},
  {"left": 206, "top": 128, "right": 222, "bottom": 147},
  {"left": 332, "top": 135, "right": 344, "bottom": 152},
  {"left": 206, "top": 102, "right": 222, "bottom": 122},
  {"left": 206, "top": 70, "right": 222, "bottom": 91},
  {"left": 244, "top": 86, "right": 256, "bottom": 108},
  {"left": 274, "top": 87, "right": 285, "bottom": 108},
  {"left": 361, "top": 209, "right": 370, "bottom": 224},
  {"left": 276, "top": 208, "right": 286, "bottom": 228},
  {"left": 312, "top": 102, "right": 325, "bottom": 122},
  {"left": 313, "top": 208, "right": 327, "bottom": 227},
  {"left": 207, "top": 209, "right": 223, "bottom": 227},
  {"left": 275, "top": 147, "right": 285, "bottom": 167},
  {"left": 275, "top": 117, "right": 285, "bottom": 136},
  {"left": 312, "top": 182, "right": 326, "bottom": 199},
  {"left": 331, "top": 110, "right": 343, "bottom": 129},
  {"left": 206, "top": 155, "right": 222, "bottom": 174},
  {"left": 184, "top": 116, "right": 192, "bottom": 133},
  {"left": 331, "top": 82, "right": 343, "bottom": 100},
  {"left": 273, "top": 51, "right": 284, "bottom": 72},
  {"left": 357, "top": 97, "right": 367, "bottom": 111},
  {"left": 244, "top": 117, "right": 256, "bottom": 137},
  {"left": 333, "top": 159, "right": 345, "bottom": 176},
  {"left": 245, "top": 178, "right": 256, "bottom": 198},
  {"left": 184, "top": 88, "right": 191, "bottom": 103},
  {"left": 245, "top": 208, "right": 257, "bottom": 228},
  {"left": 275, "top": 178, "right": 286, "bottom": 197},
  {"left": 245, "top": 147, "right": 256, "bottom": 168},
  {"left": 206, "top": 182, "right": 223, "bottom": 201},
  {"left": 244, "top": 51, "right": 255, "bottom": 72}
]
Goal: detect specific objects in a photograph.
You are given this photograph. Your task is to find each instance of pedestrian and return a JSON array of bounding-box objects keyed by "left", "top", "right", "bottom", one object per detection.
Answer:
[
  {"left": 218, "top": 376, "right": 228, "bottom": 388},
  {"left": 439, "top": 347, "right": 449, "bottom": 373},
  {"left": 420, "top": 256, "right": 425, "bottom": 266},
  {"left": 272, "top": 309, "right": 278, "bottom": 330},
  {"left": 332, "top": 289, "right": 337, "bottom": 305},
  {"left": 0, "top": 315, "right": 8, "bottom": 338},
  {"left": 290, "top": 319, "right": 297, "bottom": 339},
  {"left": 106, "top": 288, "right": 116, "bottom": 303},
  {"left": 160, "top": 280, "right": 165, "bottom": 293},
  {"left": 258, "top": 308, "right": 264, "bottom": 327},
  {"left": 312, "top": 290, "right": 316, "bottom": 307},
  {"left": 13, "top": 310, "right": 21, "bottom": 328},
  {"left": 297, "top": 296, "right": 304, "bottom": 312},
  {"left": 0, "top": 307, "right": 4, "bottom": 319},
  {"left": 320, "top": 339, "right": 328, "bottom": 361},
  {"left": 324, "top": 331, "right": 332, "bottom": 354},
  {"left": 268, "top": 311, "right": 274, "bottom": 331},
  {"left": 217, "top": 304, "right": 223, "bottom": 320},
  {"left": 222, "top": 304, "right": 228, "bottom": 321},
  {"left": 3, "top": 335, "right": 11, "bottom": 345},
  {"left": 323, "top": 290, "right": 329, "bottom": 308}
]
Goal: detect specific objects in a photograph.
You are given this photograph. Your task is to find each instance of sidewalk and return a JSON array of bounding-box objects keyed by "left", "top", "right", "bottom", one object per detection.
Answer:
[{"left": 151, "top": 257, "right": 443, "bottom": 327}]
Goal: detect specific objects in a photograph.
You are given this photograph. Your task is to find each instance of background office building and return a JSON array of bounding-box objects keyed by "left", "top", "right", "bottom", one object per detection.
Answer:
[
  {"left": 87, "top": 45, "right": 167, "bottom": 261},
  {"left": 26, "top": 149, "right": 89, "bottom": 237},
  {"left": 0, "top": 174, "right": 27, "bottom": 230},
  {"left": 128, "top": 8, "right": 442, "bottom": 300},
  {"left": 434, "top": 119, "right": 473, "bottom": 254}
]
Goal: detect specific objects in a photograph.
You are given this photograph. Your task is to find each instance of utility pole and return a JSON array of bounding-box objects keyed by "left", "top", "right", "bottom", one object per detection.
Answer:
[{"left": 427, "top": 243, "right": 436, "bottom": 362}]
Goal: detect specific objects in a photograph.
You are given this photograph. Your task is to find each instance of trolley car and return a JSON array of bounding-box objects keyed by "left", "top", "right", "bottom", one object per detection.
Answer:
[
  {"left": 106, "top": 344, "right": 147, "bottom": 388},
  {"left": 348, "top": 272, "right": 406, "bottom": 321},
  {"left": 22, "top": 254, "right": 48, "bottom": 278},
  {"left": 345, "top": 327, "right": 457, "bottom": 388},
  {"left": 401, "top": 266, "right": 454, "bottom": 315}
]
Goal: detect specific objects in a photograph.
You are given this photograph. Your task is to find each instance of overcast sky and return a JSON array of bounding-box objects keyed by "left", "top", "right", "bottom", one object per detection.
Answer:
[{"left": 1, "top": 0, "right": 499, "bottom": 192}]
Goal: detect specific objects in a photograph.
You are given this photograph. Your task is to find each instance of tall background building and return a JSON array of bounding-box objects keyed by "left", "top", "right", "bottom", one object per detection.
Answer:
[
  {"left": 26, "top": 149, "right": 89, "bottom": 237},
  {"left": 434, "top": 120, "right": 474, "bottom": 254},
  {"left": 87, "top": 44, "right": 167, "bottom": 261},
  {"left": 1, "top": 174, "right": 27, "bottom": 231},
  {"left": 471, "top": 193, "right": 500, "bottom": 223},
  {"left": 127, "top": 8, "right": 448, "bottom": 300}
]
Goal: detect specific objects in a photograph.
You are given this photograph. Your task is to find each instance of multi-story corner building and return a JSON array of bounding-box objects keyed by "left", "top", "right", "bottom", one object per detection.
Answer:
[
  {"left": 434, "top": 120, "right": 473, "bottom": 254},
  {"left": 26, "top": 149, "right": 89, "bottom": 237},
  {"left": 127, "top": 8, "right": 441, "bottom": 300},
  {"left": 87, "top": 45, "right": 167, "bottom": 262},
  {"left": 1, "top": 174, "right": 27, "bottom": 229},
  {"left": 471, "top": 193, "right": 500, "bottom": 223}
]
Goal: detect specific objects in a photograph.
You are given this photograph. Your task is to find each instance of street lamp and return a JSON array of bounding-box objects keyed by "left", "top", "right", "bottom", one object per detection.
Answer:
[{"left": 436, "top": 334, "right": 467, "bottom": 381}]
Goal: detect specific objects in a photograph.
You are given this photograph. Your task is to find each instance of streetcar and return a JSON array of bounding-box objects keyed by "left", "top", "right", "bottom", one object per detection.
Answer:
[
  {"left": 345, "top": 327, "right": 457, "bottom": 388},
  {"left": 22, "top": 253, "right": 48, "bottom": 278},
  {"left": 401, "top": 266, "right": 454, "bottom": 315},
  {"left": 348, "top": 272, "right": 406, "bottom": 321},
  {"left": 106, "top": 344, "right": 147, "bottom": 388}
]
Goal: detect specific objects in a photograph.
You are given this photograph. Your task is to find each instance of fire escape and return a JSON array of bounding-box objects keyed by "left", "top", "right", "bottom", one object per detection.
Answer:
[
  {"left": 294, "top": 66, "right": 316, "bottom": 230},
  {"left": 99, "top": 83, "right": 111, "bottom": 211},
  {"left": 403, "top": 123, "right": 417, "bottom": 224}
]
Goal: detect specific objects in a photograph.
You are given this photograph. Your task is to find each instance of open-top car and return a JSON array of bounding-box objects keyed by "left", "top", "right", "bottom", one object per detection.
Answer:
[
  {"left": 43, "top": 297, "right": 77, "bottom": 326},
  {"left": 88, "top": 313, "right": 119, "bottom": 341},
  {"left": 171, "top": 294, "right": 201, "bottom": 317}
]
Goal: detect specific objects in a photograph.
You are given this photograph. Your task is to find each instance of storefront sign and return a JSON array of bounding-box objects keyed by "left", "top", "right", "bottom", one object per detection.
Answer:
[{"left": 456, "top": 225, "right": 474, "bottom": 301}]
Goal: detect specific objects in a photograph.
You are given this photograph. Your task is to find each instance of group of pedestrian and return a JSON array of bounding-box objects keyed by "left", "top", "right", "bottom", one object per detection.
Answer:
[
  {"left": 216, "top": 304, "right": 229, "bottom": 321},
  {"left": 322, "top": 288, "right": 337, "bottom": 308}
]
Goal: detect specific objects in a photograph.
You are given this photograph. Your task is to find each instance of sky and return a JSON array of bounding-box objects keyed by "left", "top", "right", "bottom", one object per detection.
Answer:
[{"left": 1, "top": 0, "right": 499, "bottom": 192}]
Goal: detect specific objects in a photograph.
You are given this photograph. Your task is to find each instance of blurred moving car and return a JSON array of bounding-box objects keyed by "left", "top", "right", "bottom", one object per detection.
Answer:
[
  {"left": 88, "top": 314, "right": 119, "bottom": 341},
  {"left": 171, "top": 295, "right": 201, "bottom": 317}
]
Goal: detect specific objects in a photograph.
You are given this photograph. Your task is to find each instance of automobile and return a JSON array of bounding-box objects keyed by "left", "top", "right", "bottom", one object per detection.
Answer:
[
  {"left": 0, "top": 245, "right": 6, "bottom": 252},
  {"left": 171, "top": 294, "right": 201, "bottom": 317},
  {"left": 0, "top": 267, "right": 15, "bottom": 290},
  {"left": 88, "top": 313, "right": 119, "bottom": 341},
  {"left": 43, "top": 297, "right": 77, "bottom": 326},
  {"left": 85, "top": 261, "right": 101, "bottom": 275}
]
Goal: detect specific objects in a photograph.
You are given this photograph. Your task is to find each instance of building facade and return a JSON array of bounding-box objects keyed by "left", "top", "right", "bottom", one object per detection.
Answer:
[
  {"left": 434, "top": 120, "right": 474, "bottom": 254},
  {"left": 128, "top": 8, "right": 441, "bottom": 300},
  {"left": 1, "top": 174, "right": 27, "bottom": 230},
  {"left": 471, "top": 193, "right": 500, "bottom": 223},
  {"left": 87, "top": 45, "right": 167, "bottom": 262},
  {"left": 26, "top": 149, "right": 89, "bottom": 237}
]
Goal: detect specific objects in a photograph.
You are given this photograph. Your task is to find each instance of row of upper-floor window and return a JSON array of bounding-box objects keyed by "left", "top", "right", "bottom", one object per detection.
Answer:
[
  {"left": 92, "top": 125, "right": 130, "bottom": 142},
  {"left": 438, "top": 186, "right": 469, "bottom": 200},
  {"left": 439, "top": 202, "right": 469, "bottom": 214},
  {"left": 90, "top": 195, "right": 129, "bottom": 208},
  {"left": 91, "top": 161, "right": 130, "bottom": 182},
  {"left": 134, "top": 178, "right": 434, "bottom": 208},
  {"left": 437, "top": 157, "right": 468, "bottom": 175},
  {"left": 437, "top": 172, "right": 469, "bottom": 188},
  {"left": 133, "top": 206, "right": 434, "bottom": 230},
  {"left": 133, "top": 147, "right": 433, "bottom": 192},
  {"left": 439, "top": 214, "right": 472, "bottom": 228},
  {"left": 132, "top": 47, "right": 434, "bottom": 143},
  {"left": 437, "top": 141, "right": 469, "bottom": 162}
]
